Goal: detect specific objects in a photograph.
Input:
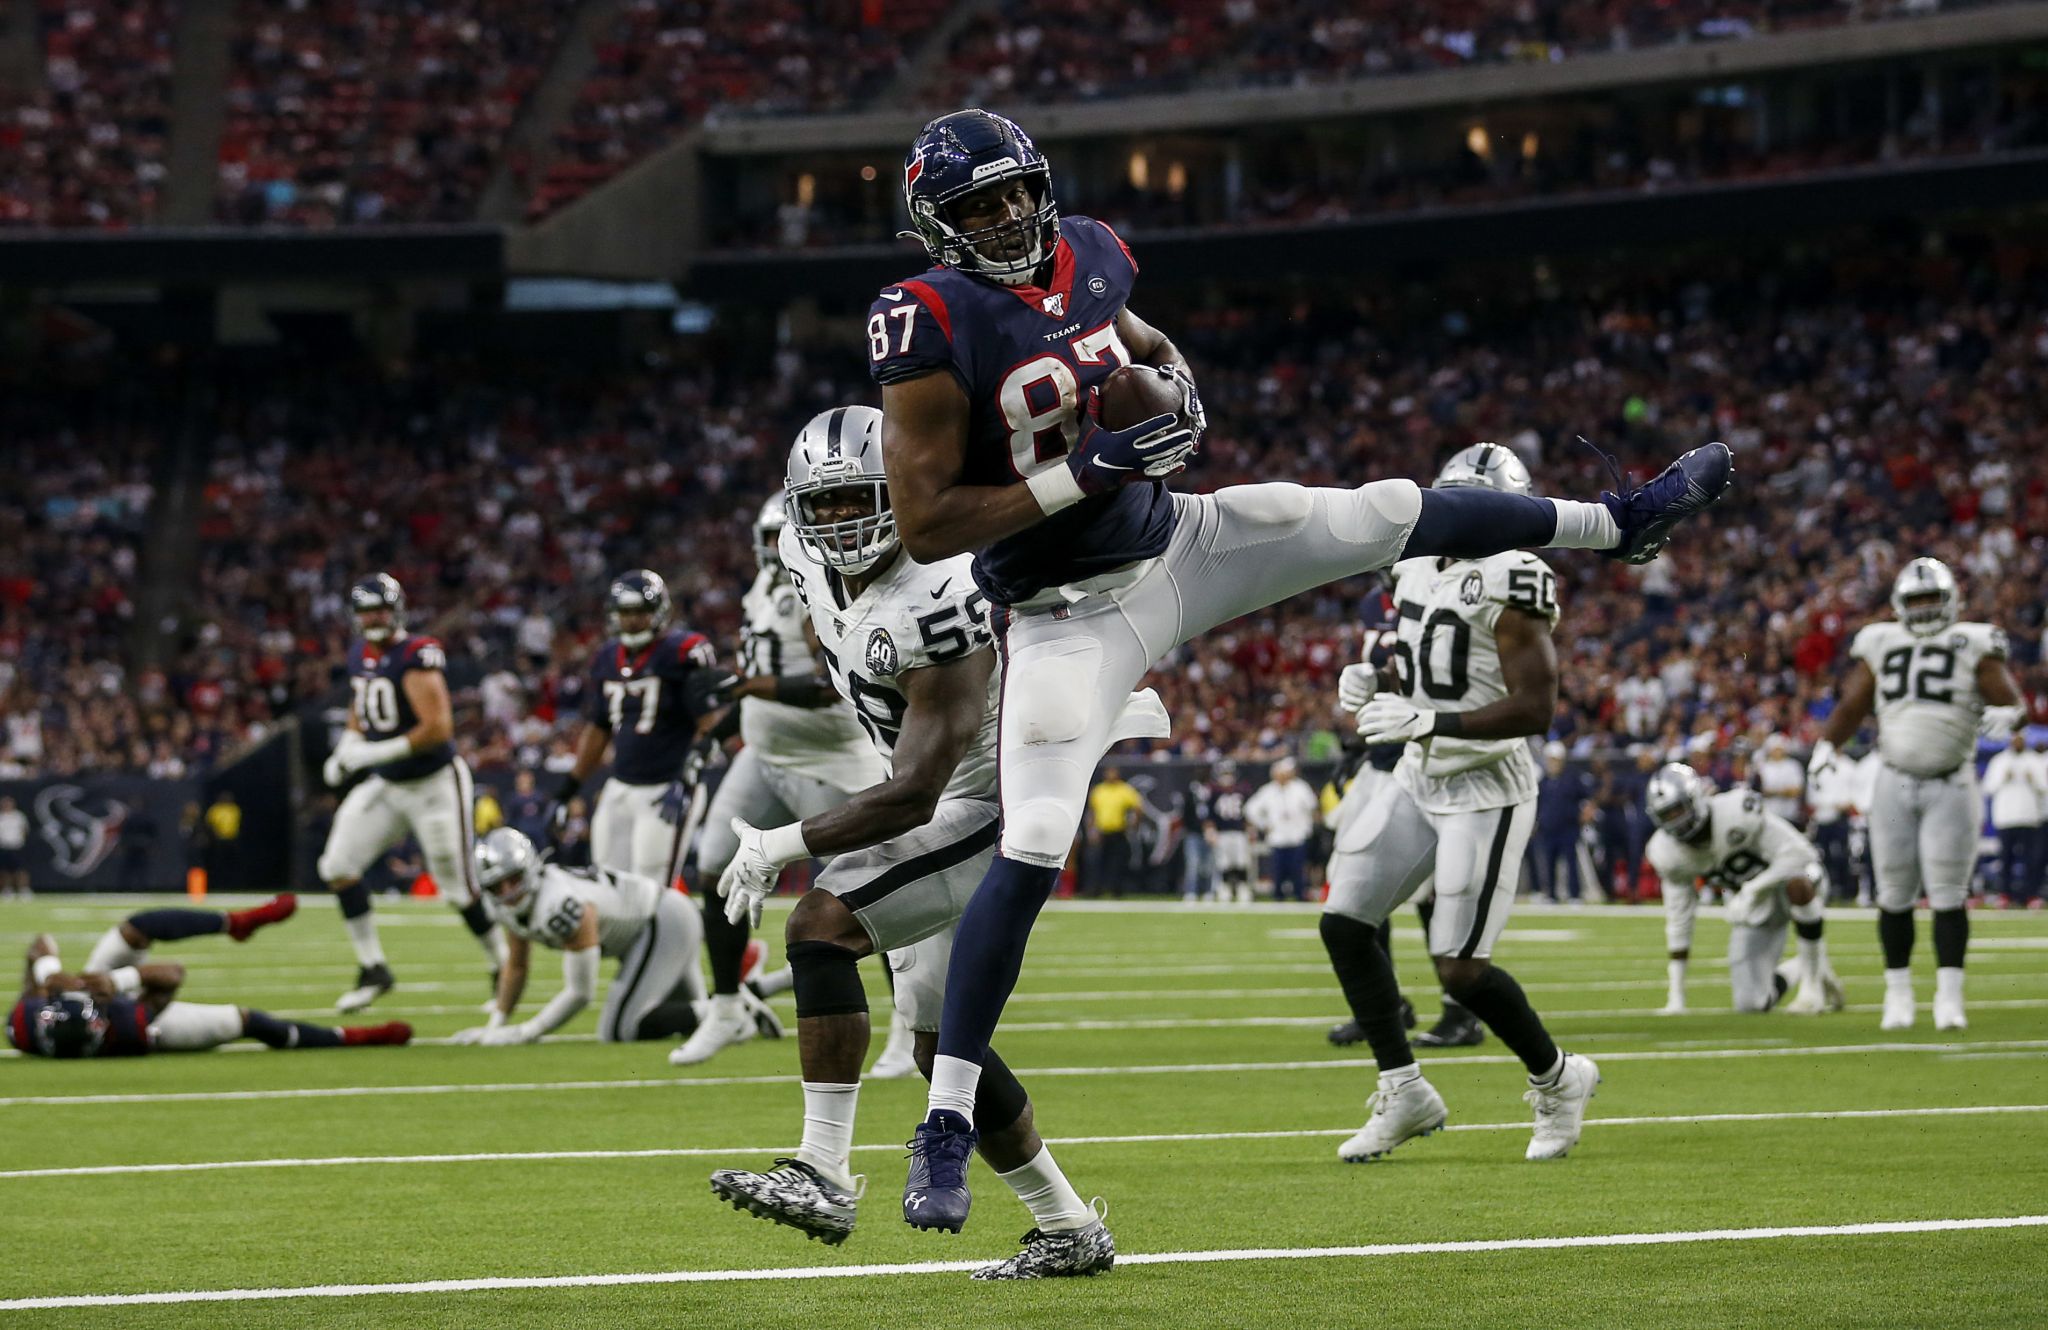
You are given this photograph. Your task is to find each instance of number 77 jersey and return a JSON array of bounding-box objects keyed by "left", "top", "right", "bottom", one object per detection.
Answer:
[
  {"left": 1849, "top": 618, "right": 2008, "bottom": 777},
  {"left": 777, "top": 524, "right": 1001, "bottom": 802}
]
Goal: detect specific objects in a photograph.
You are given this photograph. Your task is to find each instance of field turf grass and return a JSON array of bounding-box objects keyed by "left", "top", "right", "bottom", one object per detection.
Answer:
[{"left": 2, "top": 892, "right": 2046, "bottom": 1328}]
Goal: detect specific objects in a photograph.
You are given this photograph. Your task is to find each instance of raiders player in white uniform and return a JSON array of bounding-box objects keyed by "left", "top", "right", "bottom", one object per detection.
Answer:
[
  {"left": 706, "top": 407, "right": 1112, "bottom": 1280},
  {"left": 680, "top": 489, "right": 889, "bottom": 1066},
  {"left": 1810, "top": 557, "right": 2024, "bottom": 1031},
  {"left": 452, "top": 828, "right": 771, "bottom": 1045},
  {"left": 1644, "top": 765, "right": 1844, "bottom": 1015},
  {"left": 1319, "top": 445, "right": 1600, "bottom": 1164}
]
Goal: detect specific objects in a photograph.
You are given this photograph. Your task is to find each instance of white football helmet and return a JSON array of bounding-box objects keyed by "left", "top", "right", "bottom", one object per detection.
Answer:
[
  {"left": 474, "top": 827, "right": 541, "bottom": 913},
  {"left": 1434, "top": 442, "right": 1533, "bottom": 496},
  {"left": 1645, "top": 763, "right": 1710, "bottom": 841},
  {"left": 1891, "top": 557, "right": 1959, "bottom": 637},
  {"left": 786, "top": 406, "right": 896, "bottom": 576},
  {"left": 754, "top": 492, "right": 788, "bottom": 571}
]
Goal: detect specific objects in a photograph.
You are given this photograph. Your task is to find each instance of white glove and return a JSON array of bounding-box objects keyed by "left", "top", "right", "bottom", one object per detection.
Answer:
[
  {"left": 717, "top": 817, "right": 796, "bottom": 929},
  {"left": 1807, "top": 738, "right": 1837, "bottom": 781},
  {"left": 1337, "top": 663, "right": 1380, "bottom": 715},
  {"left": 1980, "top": 705, "right": 2025, "bottom": 738},
  {"left": 322, "top": 733, "right": 365, "bottom": 788},
  {"left": 1357, "top": 695, "right": 1438, "bottom": 745}
]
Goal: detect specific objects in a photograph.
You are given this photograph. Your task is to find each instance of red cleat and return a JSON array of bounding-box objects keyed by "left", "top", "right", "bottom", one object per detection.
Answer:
[
  {"left": 341, "top": 1021, "right": 413, "bottom": 1047},
  {"left": 228, "top": 894, "right": 298, "bottom": 942},
  {"left": 740, "top": 938, "right": 767, "bottom": 986}
]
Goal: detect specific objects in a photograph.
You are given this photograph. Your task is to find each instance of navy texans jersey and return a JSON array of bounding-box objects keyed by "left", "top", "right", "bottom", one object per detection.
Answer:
[
  {"left": 586, "top": 628, "right": 725, "bottom": 785},
  {"left": 347, "top": 634, "right": 453, "bottom": 782},
  {"left": 868, "top": 214, "right": 1177, "bottom": 606},
  {"left": 9, "top": 995, "right": 153, "bottom": 1057},
  {"left": 1210, "top": 781, "right": 1252, "bottom": 833}
]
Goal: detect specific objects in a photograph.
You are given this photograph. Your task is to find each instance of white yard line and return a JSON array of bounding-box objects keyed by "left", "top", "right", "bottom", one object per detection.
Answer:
[
  {"left": 6, "top": 1103, "right": 2045, "bottom": 1182},
  {"left": 6, "top": 1040, "right": 2045, "bottom": 1109},
  {"left": 3, "top": 1215, "right": 2042, "bottom": 1309}
]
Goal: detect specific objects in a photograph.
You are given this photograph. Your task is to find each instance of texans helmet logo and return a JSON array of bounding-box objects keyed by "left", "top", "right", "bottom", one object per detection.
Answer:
[
  {"left": 35, "top": 784, "right": 128, "bottom": 878},
  {"left": 904, "top": 145, "right": 926, "bottom": 190}
]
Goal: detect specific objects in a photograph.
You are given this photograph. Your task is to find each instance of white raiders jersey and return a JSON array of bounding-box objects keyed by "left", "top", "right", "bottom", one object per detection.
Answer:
[
  {"left": 779, "top": 526, "right": 999, "bottom": 802},
  {"left": 737, "top": 566, "right": 882, "bottom": 789},
  {"left": 1849, "top": 619, "right": 2008, "bottom": 777},
  {"left": 1385, "top": 550, "right": 1560, "bottom": 813},
  {"left": 485, "top": 863, "right": 659, "bottom": 959},
  {"left": 1647, "top": 788, "right": 1821, "bottom": 928}
]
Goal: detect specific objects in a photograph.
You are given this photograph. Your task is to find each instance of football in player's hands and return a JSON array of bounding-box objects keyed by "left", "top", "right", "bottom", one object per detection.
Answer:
[{"left": 1097, "top": 364, "right": 1194, "bottom": 434}]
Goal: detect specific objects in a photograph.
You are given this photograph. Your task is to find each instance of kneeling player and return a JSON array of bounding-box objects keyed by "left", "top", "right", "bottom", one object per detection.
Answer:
[
  {"left": 454, "top": 828, "right": 775, "bottom": 1045},
  {"left": 1320, "top": 446, "right": 1599, "bottom": 1164},
  {"left": 11, "top": 908, "right": 410, "bottom": 1057},
  {"left": 1645, "top": 765, "right": 1843, "bottom": 1015},
  {"left": 707, "top": 408, "right": 1112, "bottom": 1279}
]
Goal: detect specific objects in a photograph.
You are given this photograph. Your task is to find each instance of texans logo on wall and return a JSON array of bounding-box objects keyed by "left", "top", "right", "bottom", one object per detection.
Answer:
[{"left": 35, "top": 784, "right": 129, "bottom": 878}]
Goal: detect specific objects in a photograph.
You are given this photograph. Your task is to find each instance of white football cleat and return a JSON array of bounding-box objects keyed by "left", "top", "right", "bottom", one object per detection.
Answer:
[
  {"left": 1337, "top": 1074, "right": 1447, "bottom": 1162},
  {"left": 1933, "top": 995, "right": 1967, "bottom": 1031},
  {"left": 1820, "top": 966, "right": 1846, "bottom": 1013},
  {"left": 670, "top": 998, "right": 757, "bottom": 1066},
  {"left": 1880, "top": 985, "right": 1915, "bottom": 1031},
  {"left": 1525, "top": 1053, "right": 1600, "bottom": 1161},
  {"left": 1655, "top": 998, "right": 1688, "bottom": 1016}
]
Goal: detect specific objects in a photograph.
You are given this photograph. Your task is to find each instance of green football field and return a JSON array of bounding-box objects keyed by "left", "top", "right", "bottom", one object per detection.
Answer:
[{"left": 3, "top": 892, "right": 2046, "bottom": 1328}]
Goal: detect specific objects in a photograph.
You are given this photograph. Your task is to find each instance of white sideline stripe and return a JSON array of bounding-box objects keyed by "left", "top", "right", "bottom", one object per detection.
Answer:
[
  {"left": 7, "top": 1040, "right": 2046, "bottom": 1109},
  {"left": 5, "top": 1215, "right": 2043, "bottom": 1309},
  {"left": 8, "top": 1103, "right": 2046, "bottom": 1182}
]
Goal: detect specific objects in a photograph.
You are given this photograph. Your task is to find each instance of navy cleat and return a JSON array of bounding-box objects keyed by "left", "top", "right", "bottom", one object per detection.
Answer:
[
  {"left": 902, "top": 1110, "right": 977, "bottom": 1233},
  {"left": 1593, "top": 440, "right": 1733, "bottom": 564}
]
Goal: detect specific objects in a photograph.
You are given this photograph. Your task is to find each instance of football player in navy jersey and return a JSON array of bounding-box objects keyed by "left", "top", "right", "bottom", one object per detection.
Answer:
[
  {"left": 875, "top": 109, "right": 1737, "bottom": 1231},
  {"left": 552, "top": 570, "right": 733, "bottom": 890},
  {"left": 11, "top": 926, "right": 411, "bottom": 1059},
  {"left": 317, "top": 574, "right": 505, "bottom": 1013}
]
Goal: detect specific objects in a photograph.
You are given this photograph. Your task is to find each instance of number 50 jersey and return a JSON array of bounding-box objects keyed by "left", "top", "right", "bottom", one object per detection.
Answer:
[
  {"left": 778, "top": 525, "right": 1000, "bottom": 802},
  {"left": 1385, "top": 550, "right": 1561, "bottom": 812},
  {"left": 1849, "top": 619, "right": 2008, "bottom": 777}
]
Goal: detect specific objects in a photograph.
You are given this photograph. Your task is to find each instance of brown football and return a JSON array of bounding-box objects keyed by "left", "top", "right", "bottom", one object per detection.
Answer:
[{"left": 1095, "top": 364, "right": 1186, "bottom": 432}]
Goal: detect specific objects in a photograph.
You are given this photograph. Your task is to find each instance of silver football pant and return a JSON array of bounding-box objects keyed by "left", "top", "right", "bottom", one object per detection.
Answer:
[{"left": 1868, "top": 763, "right": 1979, "bottom": 912}]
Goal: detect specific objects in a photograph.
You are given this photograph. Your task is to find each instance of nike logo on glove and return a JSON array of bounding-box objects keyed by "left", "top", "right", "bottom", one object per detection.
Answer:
[{"left": 1091, "top": 458, "right": 1134, "bottom": 472}]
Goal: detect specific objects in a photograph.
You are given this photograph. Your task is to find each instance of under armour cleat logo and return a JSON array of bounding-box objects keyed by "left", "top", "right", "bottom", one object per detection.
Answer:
[{"left": 908, "top": 1193, "right": 926, "bottom": 1209}]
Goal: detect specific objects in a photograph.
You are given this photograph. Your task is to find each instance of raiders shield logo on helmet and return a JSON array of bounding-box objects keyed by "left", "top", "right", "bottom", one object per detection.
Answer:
[{"left": 866, "top": 628, "right": 900, "bottom": 677}]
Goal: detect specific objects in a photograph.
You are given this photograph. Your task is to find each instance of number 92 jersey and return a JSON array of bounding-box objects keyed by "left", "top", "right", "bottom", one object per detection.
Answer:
[
  {"left": 1850, "top": 619, "right": 2008, "bottom": 777},
  {"left": 778, "top": 525, "right": 1000, "bottom": 802},
  {"left": 485, "top": 863, "right": 658, "bottom": 959},
  {"left": 1647, "top": 788, "right": 1820, "bottom": 929},
  {"left": 1385, "top": 551, "right": 1560, "bottom": 811},
  {"left": 865, "top": 215, "right": 1176, "bottom": 608}
]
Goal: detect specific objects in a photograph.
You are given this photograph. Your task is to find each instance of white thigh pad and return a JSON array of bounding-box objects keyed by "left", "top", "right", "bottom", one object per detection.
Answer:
[
  {"left": 1007, "top": 634, "right": 1103, "bottom": 747},
  {"left": 149, "top": 1001, "right": 244, "bottom": 1051},
  {"left": 887, "top": 932, "right": 953, "bottom": 1034}
]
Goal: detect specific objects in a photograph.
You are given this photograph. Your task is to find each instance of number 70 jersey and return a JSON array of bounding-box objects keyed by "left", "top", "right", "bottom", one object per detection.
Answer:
[
  {"left": 778, "top": 525, "right": 1001, "bottom": 802},
  {"left": 1849, "top": 619, "right": 2008, "bottom": 777}
]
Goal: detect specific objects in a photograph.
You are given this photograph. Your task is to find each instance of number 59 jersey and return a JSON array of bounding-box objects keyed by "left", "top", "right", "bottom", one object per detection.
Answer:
[
  {"left": 1385, "top": 550, "right": 1560, "bottom": 812},
  {"left": 778, "top": 525, "right": 1000, "bottom": 802},
  {"left": 1849, "top": 619, "right": 2008, "bottom": 777}
]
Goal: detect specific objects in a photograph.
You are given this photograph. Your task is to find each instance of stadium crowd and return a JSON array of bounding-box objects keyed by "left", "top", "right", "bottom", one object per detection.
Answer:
[{"left": 7, "top": 232, "right": 2048, "bottom": 790}]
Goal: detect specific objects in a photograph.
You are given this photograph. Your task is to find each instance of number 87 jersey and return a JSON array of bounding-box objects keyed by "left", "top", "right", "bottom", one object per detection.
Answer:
[{"left": 1850, "top": 618, "right": 2009, "bottom": 777}]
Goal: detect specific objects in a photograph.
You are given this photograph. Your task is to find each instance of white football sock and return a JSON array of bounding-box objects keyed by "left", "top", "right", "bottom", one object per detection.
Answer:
[
  {"left": 1380, "top": 1062, "right": 1422, "bottom": 1089},
  {"left": 996, "top": 1147, "right": 1093, "bottom": 1233},
  {"left": 796, "top": 1081, "right": 861, "bottom": 1189},
  {"left": 926, "top": 1053, "right": 982, "bottom": 1126},
  {"left": 343, "top": 912, "right": 386, "bottom": 969},
  {"left": 1884, "top": 966, "right": 1914, "bottom": 995},
  {"left": 1935, "top": 966, "right": 1965, "bottom": 1005},
  {"left": 1544, "top": 498, "right": 1622, "bottom": 550},
  {"left": 710, "top": 992, "right": 746, "bottom": 1022},
  {"left": 86, "top": 927, "right": 145, "bottom": 975},
  {"left": 1666, "top": 958, "right": 1688, "bottom": 1004}
]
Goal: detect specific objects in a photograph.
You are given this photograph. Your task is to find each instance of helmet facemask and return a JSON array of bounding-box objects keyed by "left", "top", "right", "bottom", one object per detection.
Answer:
[{"left": 912, "top": 170, "right": 1059, "bottom": 287}]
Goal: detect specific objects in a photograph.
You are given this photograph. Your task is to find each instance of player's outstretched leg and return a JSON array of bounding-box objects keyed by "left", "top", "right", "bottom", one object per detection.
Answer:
[
  {"left": 710, "top": 895, "right": 870, "bottom": 1244},
  {"left": 1321, "top": 914, "right": 1447, "bottom": 1162},
  {"left": 961, "top": 1049, "right": 1110, "bottom": 1278},
  {"left": 243, "top": 1009, "right": 412, "bottom": 1048},
  {"left": 84, "top": 897, "right": 299, "bottom": 975}
]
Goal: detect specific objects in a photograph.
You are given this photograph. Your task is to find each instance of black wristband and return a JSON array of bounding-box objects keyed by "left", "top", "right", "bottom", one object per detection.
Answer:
[
  {"left": 553, "top": 774, "right": 582, "bottom": 802},
  {"left": 1433, "top": 712, "right": 1466, "bottom": 739}
]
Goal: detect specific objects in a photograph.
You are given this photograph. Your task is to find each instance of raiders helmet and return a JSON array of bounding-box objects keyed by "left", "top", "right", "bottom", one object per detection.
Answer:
[
  {"left": 902, "top": 109, "right": 1059, "bottom": 287},
  {"left": 33, "top": 991, "right": 108, "bottom": 1059},
  {"left": 1645, "top": 763, "right": 1711, "bottom": 842},
  {"left": 349, "top": 573, "right": 406, "bottom": 643},
  {"left": 1891, "top": 557, "right": 1959, "bottom": 637},
  {"left": 474, "top": 827, "right": 541, "bottom": 912},
  {"left": 786, "top": 406, "right": 897, "bottom": 576},
  {"left": 1435, "top": 442, "right": 1533, "bottom": 497},
  {"left": 755, "top": 492, "right": 789, "bottom": 571},
  {"left": 607, "top": 569, "right": 672, "bottom": 649}
]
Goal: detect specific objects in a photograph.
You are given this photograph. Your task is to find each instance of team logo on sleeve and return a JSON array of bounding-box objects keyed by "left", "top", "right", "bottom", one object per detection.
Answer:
[
  {"left": 1460, "top": 571, "right": 1485, "bottom": 606},
  {"left": 865, "top": 628, "right": 900, "bottom": 677}
]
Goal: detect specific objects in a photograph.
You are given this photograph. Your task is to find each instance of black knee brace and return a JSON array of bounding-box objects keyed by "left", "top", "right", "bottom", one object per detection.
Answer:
[
  {"left": 788, "top": 940, "right": 868, "bottom": 1019},
  {"left": 976, "top": 1047, "right": 1031, "bottom": 1134},
  {"left": 335, "top": 881, "right": 372, "bottom": 920}
]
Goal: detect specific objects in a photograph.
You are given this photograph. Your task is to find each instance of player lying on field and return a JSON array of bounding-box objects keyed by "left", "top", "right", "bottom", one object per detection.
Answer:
[
  {"left": 453, "top": 828, "right": 781, "bottom": 1046},
  {"left": 1645, "top": 765, "right": 1844, "bottom": 1015},
  {"left": 9, "top": 898, "right": 412, "bottom": 1056},
  {"left": 707, "top": 408, "right": 1112, "bottom": 1279}
]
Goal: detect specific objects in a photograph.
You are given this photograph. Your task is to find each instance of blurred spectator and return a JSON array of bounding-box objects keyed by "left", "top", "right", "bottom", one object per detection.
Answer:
[
  {"left": 0, "top": 794, "right": 29, "bottom": 899},
  {"left": 1085, "top": 765, "right": 1144, "bottom": 898},
  {"left": 1754, "top": 733, "right": 1806, "bottom": 825},
  {"left": 1530, "top": 741, "right": 1591, "bottom": 902},
  {"left": 1247, "top": 756, "right": 1318, "bottom": 901},
  {"left": 1983, "top": 729, "right": 2048, "bottom": 906},
  {"left": 204, "top": 788, "right": 242, "bottom": 891}
]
